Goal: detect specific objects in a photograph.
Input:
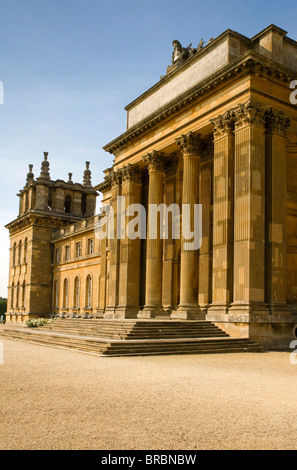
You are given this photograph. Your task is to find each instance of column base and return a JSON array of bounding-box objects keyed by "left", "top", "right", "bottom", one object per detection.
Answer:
[
  {"left": 207, "top": 302, "right": 230, "bottom": 315},
  {"left": 104, "top": 307, "right": 116, "bottom": 319},
  {"left": 114, "top": 306, "right": 139, "bottom": 319},
  {"left": 206, "top": 303, "right": 230, "bottom": 322},
  {"left": 228, "top": 301, "right": 269, "bottom": 322},
  {"left": 95, "top": 308, "right": 105, "bottom": 318},
  {"left": 137, "top": 307, "right": 169, "bottom": 319},
  {"left": 171, "top": 305, "right": 205, "bottom": 320}
]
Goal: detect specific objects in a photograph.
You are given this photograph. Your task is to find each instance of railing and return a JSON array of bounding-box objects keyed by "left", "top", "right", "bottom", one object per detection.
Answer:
[{"left": 52, "top": 214, "right": 101, "bottom": 240}]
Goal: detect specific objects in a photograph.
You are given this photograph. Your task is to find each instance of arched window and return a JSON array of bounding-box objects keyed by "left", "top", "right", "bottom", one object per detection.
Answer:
[
  {"left": 53, "top": 279, "right": 59, "bottom": 308},
  {"left": 64, "top": 195, "right": 72, "bottom": 214},
  {"left": 23, "top": 238, "right": 28, "bottom": 264},
  {"left": 86, "top": 275, "right": 92, "bottom": 308},
  {"left": 12, "top": 243, "right": 17, "bottom": 267},
  {"left": 18, "top": 241, "right": 22, "bottom": 265},
  {"left": 22, "top": 281, "right": 26, "bottom": 308},
  {"left": 63, "top": 278, "right": 69, "bottom": 308},
  {"left": 16, "top": 282, "right": 20, "bottom": 308},
  {"left": 11, "top": 283, "right": 14, "bottom": 308},
  {"left": 74, "top": 277, "right": 80, "bottom": 308}
]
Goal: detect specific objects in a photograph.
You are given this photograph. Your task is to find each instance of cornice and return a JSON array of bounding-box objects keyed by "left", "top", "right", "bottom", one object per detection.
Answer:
[
  {"left": 103, "top": 51, "right": 295, "bottom": 155},
  {"left": 5, "top": 210, "right": 82, "bottom": 235}
]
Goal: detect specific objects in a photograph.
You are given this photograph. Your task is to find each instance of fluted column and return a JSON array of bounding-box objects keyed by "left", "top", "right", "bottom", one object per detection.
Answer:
[
  {"left": 117, "top": 164, "right": 143, "bottom": 318},
  {"left": 208, "top": 111, "right": 234, "bottom": 318},
  {"left": 138, "top": 151, "right": 165, "bottom": 318},
  {"left": 265, "top": 109, "right": 291, "bottom": 315},
  {"left": 105, "top": 169, "right": 122, "bottom": 318},
  {"left": 229, "top": 100, "right": 268, "bottom": 318},
  {"left": 162, "top": 157, "right": 178, "bottom": 312},
  {"left": 198, "top": 138, "right": 213, "bottom": 309},
  {"left": 172, "top": 132, "right": 203, "bottom": 320}
]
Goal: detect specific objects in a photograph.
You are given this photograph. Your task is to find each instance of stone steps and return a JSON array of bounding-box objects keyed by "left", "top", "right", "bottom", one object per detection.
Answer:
[
  {"left": 41, "top": 319, "right": 229, "bottom": 339},
  {"left": 0, "top": 318, "right": 263, "bottom": 356}
]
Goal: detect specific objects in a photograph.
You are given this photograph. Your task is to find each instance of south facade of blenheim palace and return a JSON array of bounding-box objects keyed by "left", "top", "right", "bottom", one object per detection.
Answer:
[{"left": 5, "top": 25, "right": 297, "bottom": 350}]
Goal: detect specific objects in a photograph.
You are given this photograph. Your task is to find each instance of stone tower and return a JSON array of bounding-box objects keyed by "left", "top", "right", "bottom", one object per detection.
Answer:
[{"left": 5, "top": 153, "right": 97, "bottom": 322}]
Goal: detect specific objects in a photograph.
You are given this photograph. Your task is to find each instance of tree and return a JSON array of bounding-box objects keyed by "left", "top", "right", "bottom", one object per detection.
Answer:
[{"left": 0, "top": 299, "right": 7, "bottom": 320}]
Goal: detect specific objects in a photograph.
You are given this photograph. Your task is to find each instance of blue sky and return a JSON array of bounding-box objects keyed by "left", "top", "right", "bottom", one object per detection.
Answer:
[{"left": 0, "top": 0, "right": 296, "bottom": 296}]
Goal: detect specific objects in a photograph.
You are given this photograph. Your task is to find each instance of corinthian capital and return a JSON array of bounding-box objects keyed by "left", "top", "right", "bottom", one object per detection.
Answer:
[
  {"left": 211, "top": 110, "right": 234, "bottom": 139},
  {"left": 176, "top": 132, "right": 202, "bottom": 156},
  {"left": 121, "top": 164, "right": 142, "bottom": 183},
  {"left": 265, "top": 108, "right": 291, "bottom": 137},
  {"left": 110, "top": 168, "right": 122, "bottom": 188},
  {"left": 234, "top": 100, "right": 266, "bottom": 130},
  {"left": 143, "top": 150, "right": 165, "bottom": 172}
]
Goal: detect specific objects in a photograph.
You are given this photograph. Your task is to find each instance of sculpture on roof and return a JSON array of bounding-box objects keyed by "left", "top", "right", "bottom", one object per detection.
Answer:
[{"left": 163, "top": 37, "right": 212, "bottom": 77}]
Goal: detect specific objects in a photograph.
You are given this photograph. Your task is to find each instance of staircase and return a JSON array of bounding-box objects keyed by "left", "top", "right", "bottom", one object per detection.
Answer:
[{"left": 0, "top": 318, "right": 263, "bottom": 356}]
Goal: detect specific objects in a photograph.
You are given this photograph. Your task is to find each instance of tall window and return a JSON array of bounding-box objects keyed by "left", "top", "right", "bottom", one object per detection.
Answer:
[
  {"left": 23, "top": 238, "right": 28, "bottom": 264},
  {"left": 64, "top": 195, "right": 72, "bottom": 214},
  {"left": 86, "top": 275, "right": 92, "bottom": 308},
  {"left": 11, "top": 283, "right": 14, "bottom": 308},
  {"left": 76, "top": 242, "right": 81, "bottom": 258},
  {"left": 56, "top": 248, "right": 61, "bottom": 263},
  {"left": 12, "top": 243, "right": 17, "bottom": 267},
  {"left": 18, "top": 241, "right": 22, "bottom": 265},
  {"left": 53, "top": 279, "right": 59, "bottom": 308},
  {"left": 16, "top": 282, "right": 20, "bottom": 308},
  {"left": 88, "top": 238, "right": 94, "bottom": 255},
  {"left": 63, "top": 278, "right": 69, "bottom": 308},
  {"left": 74, "top": 277, "right": 80, "bottom": 308},
  {"left": 65, "top": 245, "right": 70, "bottom": 261},
  {"left": 22, "top": 281, "right": 26, "bottom": 308}
]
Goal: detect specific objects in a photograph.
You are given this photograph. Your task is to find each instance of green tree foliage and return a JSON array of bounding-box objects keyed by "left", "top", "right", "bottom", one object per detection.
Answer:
[{"left": 0, "top": 299, "right": 7, "bottom": 318}]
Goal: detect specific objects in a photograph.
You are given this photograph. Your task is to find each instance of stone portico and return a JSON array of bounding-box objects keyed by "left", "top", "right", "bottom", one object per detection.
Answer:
[{"left": 5, "top": 24, "right": 297, "bottom": 348}]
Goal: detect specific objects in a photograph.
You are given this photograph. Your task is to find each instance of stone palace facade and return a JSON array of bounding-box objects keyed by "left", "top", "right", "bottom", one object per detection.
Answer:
[{"left": 6, "top": 25, "right": 297, "bottom": 347}]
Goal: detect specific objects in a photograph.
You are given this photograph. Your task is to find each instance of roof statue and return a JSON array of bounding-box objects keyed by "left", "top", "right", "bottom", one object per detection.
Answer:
[{"left": 164, "top": 38, "right": 209, "bottom": 76}]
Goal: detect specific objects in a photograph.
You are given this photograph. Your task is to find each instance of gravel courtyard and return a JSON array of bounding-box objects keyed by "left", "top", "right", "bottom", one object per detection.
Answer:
[{"left": 0, "top": 337, "right": 297, "bottom": 450}]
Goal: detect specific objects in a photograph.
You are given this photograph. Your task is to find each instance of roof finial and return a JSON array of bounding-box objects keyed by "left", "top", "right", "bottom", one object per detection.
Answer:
[
  {"left": 39, "top": 152, "right": 50, "bottom": 180},
  {"left": 26, "top": 164, "right": 34, "bottom": 184},
  {"left": 83, "top": 161, "right": 92, "bottom": 187}
]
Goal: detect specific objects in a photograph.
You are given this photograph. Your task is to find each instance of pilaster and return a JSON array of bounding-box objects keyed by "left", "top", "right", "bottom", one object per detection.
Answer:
[
  {"left": 229, "top": 100, "right": 269, "bottom": 320},
  {"left": 265, "top": 108, "right": 291, "bottom": 315},
  {"left": 208, "top": 111, "right": 234, "bottom": 318}
]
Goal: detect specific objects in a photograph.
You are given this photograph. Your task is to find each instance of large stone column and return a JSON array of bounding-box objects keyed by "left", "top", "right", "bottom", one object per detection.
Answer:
[
  {"left": 139, "top": 151, "right": 165, "bottom": 318},
  {"left": 265, "top": 109, "right": 291, "bottom": 315},
  {"left": 162, "top": 157, "right": 178, "bottom": 313},
  {"left": 105, "top": 169, "right": 121, "bottom": 318},
  {"left": 229, "top": 100, "right": 268, "bottom": 319},
  {"left": 198, "top": 139, "right": 213, "bottom": 310},
  {"left": 172, "top": 132, "right": 203, "bottom": 320},
  {"left": 208, "top": 111, "right": 234, "bottom": 319},
  {"left": 117, "top": 164, "right": 143, "bottom": 318}
]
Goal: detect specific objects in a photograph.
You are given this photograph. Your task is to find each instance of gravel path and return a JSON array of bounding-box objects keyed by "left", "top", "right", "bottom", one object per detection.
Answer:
[{"left": 0, "top": 337, "right": 297, "bottom": 450}]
